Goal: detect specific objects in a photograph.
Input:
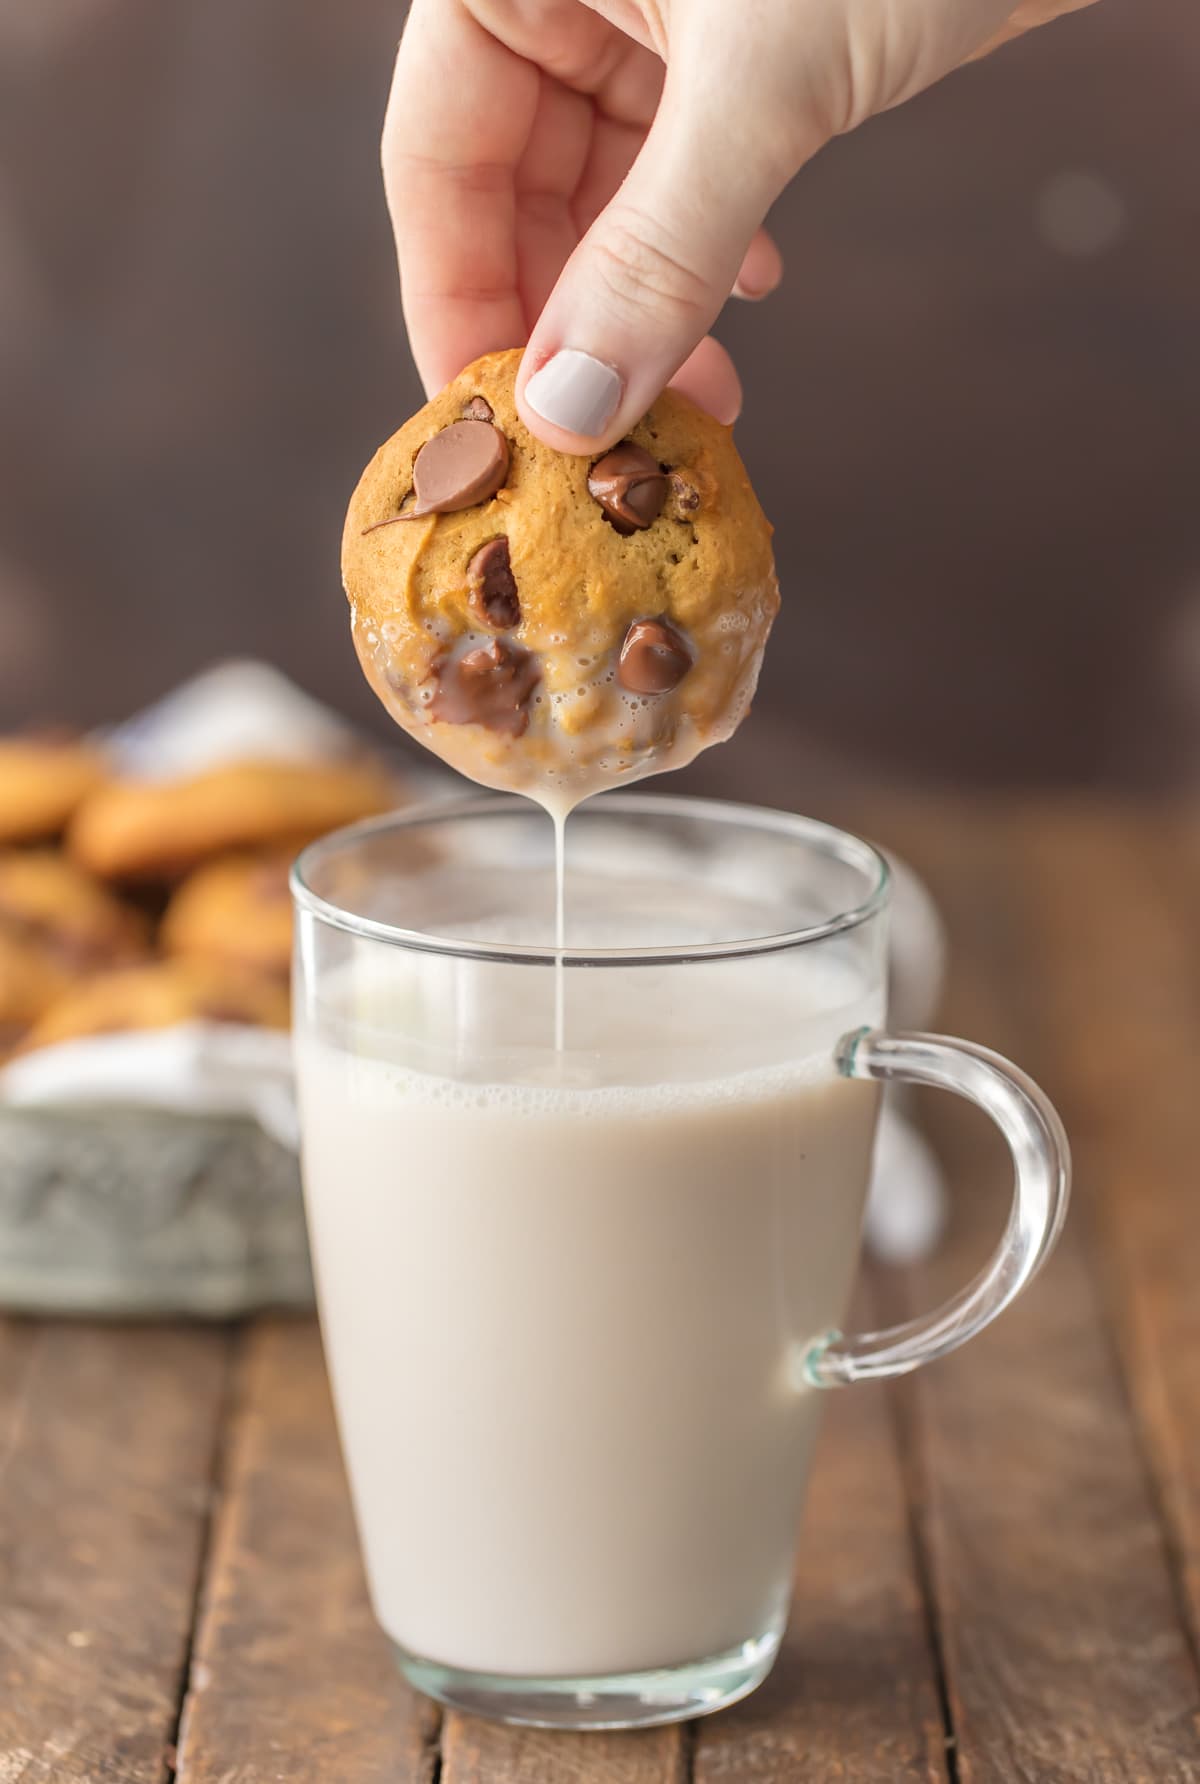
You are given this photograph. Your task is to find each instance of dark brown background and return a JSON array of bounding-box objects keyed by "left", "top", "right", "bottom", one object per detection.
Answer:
[{"left": 0, "top": 0, "right": 1196, "bottom": 795}]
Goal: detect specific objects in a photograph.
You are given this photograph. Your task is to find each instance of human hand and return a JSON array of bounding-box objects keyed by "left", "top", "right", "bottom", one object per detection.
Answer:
[{"left": 384, "top": 0, "right": 1096, "bottom": 452}]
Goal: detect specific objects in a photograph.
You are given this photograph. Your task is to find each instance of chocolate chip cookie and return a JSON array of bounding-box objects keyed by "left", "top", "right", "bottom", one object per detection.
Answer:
[
  {"left": 162, "top": 853, "right": 294, "bottom": 979},
  {"left": 342, "top": 348, "right": 779, "bottom": 806},
  {"left": 0, "top": 737, "right": 108, "bottom": 845},
  {"left": 19, "top": 959, "right": 291, "bottom": 1054},
  {"left": 69, "top": 759, "right": 396, "bottom": 881},
  {"left": 0, "top": 850, "right": 148, "bottom": 971},
  {"left": 0, "top": 929, "right": 71, "bottom": 1057}
]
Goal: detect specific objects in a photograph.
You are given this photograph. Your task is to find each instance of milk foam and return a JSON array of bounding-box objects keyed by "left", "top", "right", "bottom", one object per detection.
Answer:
[
  {"left": 306, "top": 1036, "right": 845, "bottom": 1120},
  {"left": 307, "top": 941, "right": 881, "bottom": 1106}
]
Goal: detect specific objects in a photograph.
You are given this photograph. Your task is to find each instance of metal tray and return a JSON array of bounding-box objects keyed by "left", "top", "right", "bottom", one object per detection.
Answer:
[{"left": 0, "top": 1106, "right": 312, "bottom": 1317}]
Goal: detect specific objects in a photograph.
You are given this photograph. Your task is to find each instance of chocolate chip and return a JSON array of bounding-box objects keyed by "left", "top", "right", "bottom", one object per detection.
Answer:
[
  {"left": 668, "top": 470, "right": 701, "bottom": 513},
  {"left": 617, "top": 618, "right": 692, "bottom": 695},
  {"left": 431, "top": 640, "right": 541, "bottom": 737},
  {"left": 0, "top": 907, "right": 109, "bottom": 972},
  {"left": 363, "top": 420, "right": 510, "bottom": 531},
  {"left": 588, "top": 444, "right": 667, "bottom": 535},
  {"left": 466, "top": 537, "right": 521, "bottom": 630},
  {"left": 462, "top": 395, "right": 494, "bottom": 422}
]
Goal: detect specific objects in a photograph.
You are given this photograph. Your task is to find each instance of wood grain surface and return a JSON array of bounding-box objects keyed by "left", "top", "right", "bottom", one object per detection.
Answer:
[
  {"left": 1021, "top": 808, "right": 1200, "bottom": 1675},
  {"left": 693, "top": 1379, "right": 946, "bottom": 1784},
  {"left": 874, "top": 805, "right": 1200, "bottom": 1782},
  {"left": 173, "top": 1318, "right": 439, "bottom": 1784},
  {"left": 0, "top": 1324, "right": 229, "bottom": 1783},
  {"left": 441, "top": 1720, "right": 687, "bottom": 1784}
]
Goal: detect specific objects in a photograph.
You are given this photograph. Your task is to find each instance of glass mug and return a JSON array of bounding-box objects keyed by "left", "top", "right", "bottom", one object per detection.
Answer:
[{"left": 292, "top": 795, "right": 1069, "bottom": 1731}]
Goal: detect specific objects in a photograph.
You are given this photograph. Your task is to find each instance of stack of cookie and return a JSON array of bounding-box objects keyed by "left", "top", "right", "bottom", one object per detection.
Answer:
[{"left": 0, "top": 736, "right": 397, "bottom": 1059}]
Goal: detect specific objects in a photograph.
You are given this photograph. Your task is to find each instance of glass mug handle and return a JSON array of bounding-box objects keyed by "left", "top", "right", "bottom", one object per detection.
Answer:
[{"left": 803, "top": 1028, "right": 1071, "bottom": 1388}]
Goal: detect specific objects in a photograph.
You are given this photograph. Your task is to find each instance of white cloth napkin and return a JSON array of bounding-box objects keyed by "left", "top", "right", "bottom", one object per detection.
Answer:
[
  {"left": 0, "top": 1022, "right": 299, "bottom": 1147},
  {"left": 103, "top": 658, "right": 363, "bottom": 780},
  {"left": 0, "top": 659, "right": 949, "bottom": 1262},
  {"left": 874, "top": 851, "right": 949, "bottom": 1261}
]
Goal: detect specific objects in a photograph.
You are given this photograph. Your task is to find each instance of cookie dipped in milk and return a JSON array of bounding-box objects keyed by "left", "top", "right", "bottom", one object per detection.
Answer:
[
  {"left": 340, "top": 347, "right": 779, "bottom": 817},
  {"left": 294, "top": 349, "right": 1068, "bottom": 1731},
  {"left": 302, "top": 352, "right": 878, "bottom": 1720}
]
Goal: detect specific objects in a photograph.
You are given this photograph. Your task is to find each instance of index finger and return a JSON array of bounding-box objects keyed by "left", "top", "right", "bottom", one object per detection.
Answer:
[{"left": 383, "top": 0, "right": 537, "bottom": 393}]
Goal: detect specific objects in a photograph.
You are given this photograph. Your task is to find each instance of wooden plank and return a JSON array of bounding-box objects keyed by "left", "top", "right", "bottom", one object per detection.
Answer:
[
  {"left": 441, "top": 1718, "right": 686, "bottom": 1784},
  {"left": 693, "top": 1382, "right": 946, "bottom": 1784},
  {"left": 0, "top": 1321, "right": 229, "bottom": 1783},
  {"left": 0, "top": 1315, "right": 38, "bottom": 1452},
  {"left": 175, "top": 1318, "right": 439, "bottom": 1784},
  {"left": 1019, "top": 804, "right": 1200, "bottom": 1660},
  {"left": 866, "top": 800, "right": 1200, "bottom": 1781}
]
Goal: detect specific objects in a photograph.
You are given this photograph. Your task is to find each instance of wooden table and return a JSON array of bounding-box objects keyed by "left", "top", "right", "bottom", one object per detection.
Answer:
[{"left": 3, "top": 799, "right": 1199, "bottom": 1781}]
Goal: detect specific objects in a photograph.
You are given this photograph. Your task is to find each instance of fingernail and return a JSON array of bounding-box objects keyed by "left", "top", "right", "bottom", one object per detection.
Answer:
[{"left": 524, "top": 349, "right": 623, "bottom": 437}]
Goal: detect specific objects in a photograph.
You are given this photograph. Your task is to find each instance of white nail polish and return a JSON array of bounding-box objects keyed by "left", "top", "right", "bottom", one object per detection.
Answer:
[{"left": 524, "top": 350, "right": 623, "bottom": 437}]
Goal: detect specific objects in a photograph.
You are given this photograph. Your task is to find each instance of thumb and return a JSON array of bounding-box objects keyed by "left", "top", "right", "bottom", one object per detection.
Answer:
[{"left": 516, "top": 74, "right": 791, "bottom": 452}]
